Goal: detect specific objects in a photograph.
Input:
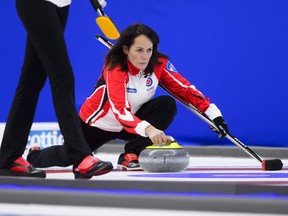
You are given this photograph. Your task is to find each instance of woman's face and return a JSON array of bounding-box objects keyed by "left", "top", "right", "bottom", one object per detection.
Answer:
[{"left": 123, "top": 34, "right": 153, "bottom": 70}]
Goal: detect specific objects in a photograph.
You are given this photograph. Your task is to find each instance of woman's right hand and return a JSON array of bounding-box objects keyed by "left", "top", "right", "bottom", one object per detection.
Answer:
[{"left": 145, "top": 125, "right": 168, "bottom": 144}]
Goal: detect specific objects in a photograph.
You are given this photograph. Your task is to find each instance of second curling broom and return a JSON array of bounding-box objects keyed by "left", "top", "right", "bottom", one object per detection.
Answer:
[{"left": 90, "top": 0, "right": 120, "bottom": 40}]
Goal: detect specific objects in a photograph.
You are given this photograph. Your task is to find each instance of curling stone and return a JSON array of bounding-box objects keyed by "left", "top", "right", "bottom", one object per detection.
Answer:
[{"left": 139, "top": 137, "right": 189, "bottom": 172}]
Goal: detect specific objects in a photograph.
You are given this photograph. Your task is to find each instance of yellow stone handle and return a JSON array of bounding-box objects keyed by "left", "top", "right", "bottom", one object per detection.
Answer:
[{"left": 146, "top": 136, "right": 183, "bottom": 149}]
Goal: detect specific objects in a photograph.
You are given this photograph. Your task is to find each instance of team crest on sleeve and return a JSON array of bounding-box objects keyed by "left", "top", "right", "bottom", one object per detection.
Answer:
[{"left": 166, "top": 61, "right": 178, "bottom": 72}]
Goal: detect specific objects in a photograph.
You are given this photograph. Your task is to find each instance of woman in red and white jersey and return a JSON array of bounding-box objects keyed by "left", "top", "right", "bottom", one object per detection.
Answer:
[{"left": 29, "top": 23, "right": 229, "bottom": 171}]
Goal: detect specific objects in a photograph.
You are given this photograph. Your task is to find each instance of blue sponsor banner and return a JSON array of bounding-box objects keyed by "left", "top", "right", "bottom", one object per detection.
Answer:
[
  {"left": 0, "top": 123, "right": 63, "bottom": 155},
  {"left": 27, "top": 129, "right": 63, "bottom": 150},
  {"left": 26, "top": 123, "right": 64, "bottom": 152}
]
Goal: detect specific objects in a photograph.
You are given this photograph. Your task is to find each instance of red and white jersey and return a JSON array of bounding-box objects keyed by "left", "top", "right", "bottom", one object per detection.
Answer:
[{"left": 79, "top": 57, "right": 221, "bottom": 137}]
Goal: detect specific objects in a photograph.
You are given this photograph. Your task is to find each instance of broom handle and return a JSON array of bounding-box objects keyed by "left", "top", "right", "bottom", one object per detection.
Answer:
[{"left": 159, "top": 84, "right": 263, "bottom": 163}]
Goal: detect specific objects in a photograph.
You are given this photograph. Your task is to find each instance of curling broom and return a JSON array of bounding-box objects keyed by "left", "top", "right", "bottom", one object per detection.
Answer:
[
  {"left": 90, "top": 0, "right": 120, "bottom": 40},
  {"left": 159, "top": 84, "right": 283, "bottom": 171}
]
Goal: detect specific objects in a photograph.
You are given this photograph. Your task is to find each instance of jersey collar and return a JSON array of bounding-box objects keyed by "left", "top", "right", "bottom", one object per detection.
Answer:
[{"left": 127, "top": 60, "right": 143, "bottom": 76}]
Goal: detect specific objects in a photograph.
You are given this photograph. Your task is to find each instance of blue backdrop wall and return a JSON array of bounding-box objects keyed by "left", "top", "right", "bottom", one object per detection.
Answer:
[{"left": 1, "top": 0, "right": 288, "bottom": 147}]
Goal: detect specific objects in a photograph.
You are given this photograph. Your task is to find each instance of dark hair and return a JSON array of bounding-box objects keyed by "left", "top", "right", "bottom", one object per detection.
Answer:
[{"left": 104, "top": 23, "right": 169, "bottom": 76}]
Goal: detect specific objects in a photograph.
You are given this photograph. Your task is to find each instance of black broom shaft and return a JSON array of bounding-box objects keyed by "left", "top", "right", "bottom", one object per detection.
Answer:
[{"left": 159, "top": 83, "right": 263, "bottom": 163}]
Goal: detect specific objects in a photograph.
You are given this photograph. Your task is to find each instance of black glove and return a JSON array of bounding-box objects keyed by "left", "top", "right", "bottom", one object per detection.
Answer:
[
  {"left": 90, "top": 0, "right": 106, "bottom": 12},
  {"left": 210, "top": 116, "right": 229, "bottom": 138}
]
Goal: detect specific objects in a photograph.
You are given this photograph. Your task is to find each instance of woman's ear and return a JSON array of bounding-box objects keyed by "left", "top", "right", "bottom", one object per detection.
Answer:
[{"left": 123, "top": 46, "right": 128, "bottom": 55}]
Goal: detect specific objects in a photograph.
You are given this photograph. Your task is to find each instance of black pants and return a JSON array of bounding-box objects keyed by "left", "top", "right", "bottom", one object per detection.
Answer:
[
  {"left": 0, "top": 0, "right": 91, "bottom": 168},
  {"left": 29, "top": 96, "right": 177, "bottom": 167}
]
